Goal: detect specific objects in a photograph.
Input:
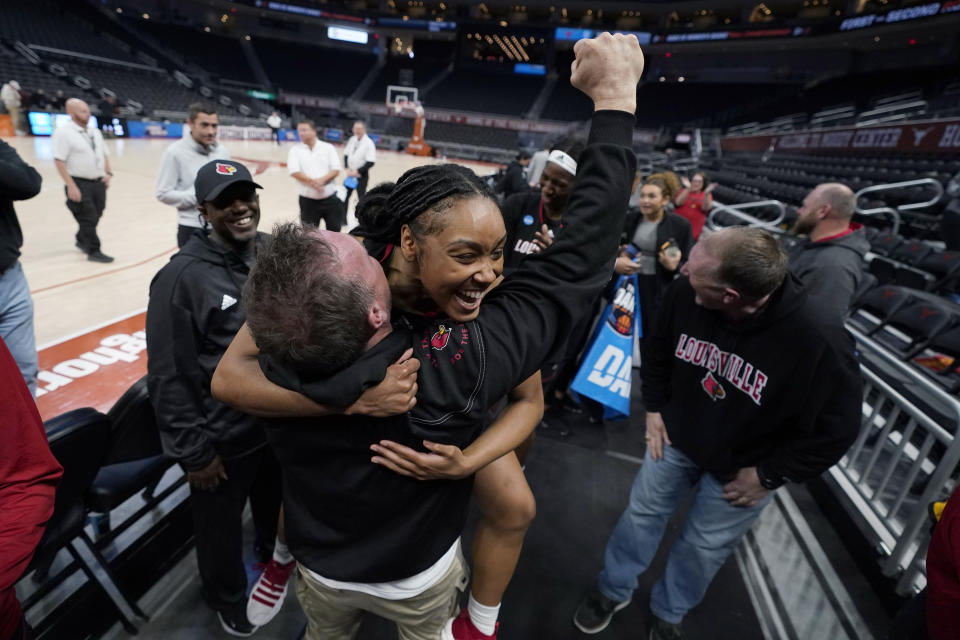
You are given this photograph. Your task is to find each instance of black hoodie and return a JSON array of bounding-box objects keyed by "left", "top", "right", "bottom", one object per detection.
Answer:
[
  {"left": 146, "top": 230, "right": 270, "bottom": 471},
  {"left": 262, "top": 111, "right": 637, "bottom": 583},
  {"left": 642, "top": 274, "right": 862, "bottom": 486}
]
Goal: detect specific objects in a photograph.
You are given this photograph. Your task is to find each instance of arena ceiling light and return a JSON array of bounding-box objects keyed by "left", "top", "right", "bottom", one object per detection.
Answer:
[{"left": 328, "top": 26, "right": 369, "bottom": 44}]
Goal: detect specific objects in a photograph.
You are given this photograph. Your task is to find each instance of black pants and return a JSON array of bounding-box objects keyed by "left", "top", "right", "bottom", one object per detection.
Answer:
[
  {"left": 299, "top": 195, "right": 342, "bottom": 232},
  {"left": 188, "top": 446, "right": 281, "bottom": 612},
  {"left": 65, "top": 178, "right": 106, "bottom": 254},
  {"left": 270, "top": 127, "right": 280, "bottom": 145},
  {"left": 344, "top": 171, "right": 370, "bottom": 216},
  {"left": 177, "top": 224, "right": 201, "bottom": 248}
]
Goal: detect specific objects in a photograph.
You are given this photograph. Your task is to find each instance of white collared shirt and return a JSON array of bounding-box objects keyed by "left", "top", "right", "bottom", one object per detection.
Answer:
[
  {"left": 287, "top": 140, "right": 341, "bottom": 199},
  {"left": 344, "top": 134, "right": 376, "bottom": 171},
  {"left": 52, "top": 121, "right": 108, "bottom": 179}
]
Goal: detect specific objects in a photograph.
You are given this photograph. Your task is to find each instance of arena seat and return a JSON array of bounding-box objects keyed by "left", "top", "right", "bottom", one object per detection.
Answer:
[
  {"left": 871, "top": 294, "right": 958, "bottom": 359},
  {"left": 889, "top": 240, "right": 934, "bottom": 266},
  {"left": 910, "top": 325, "right": 960, "bottom": 393},
  {"left": 24, "top": 408, "right": 148, "bottom": 634},
  {"left": 918, "top": 250, "right": 960, "bottom": 291},
  {"left": 85, "top": 378, "right": 176, "bottom": 529},
  {"left": 848, "top": 284, "right": 912, "bottom": 334}
]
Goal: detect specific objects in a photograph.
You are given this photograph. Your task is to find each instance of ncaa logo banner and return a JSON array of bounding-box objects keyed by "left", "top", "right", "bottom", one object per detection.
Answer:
[{"left": 570, "top": 274, "right": 642, "bottom": 420}]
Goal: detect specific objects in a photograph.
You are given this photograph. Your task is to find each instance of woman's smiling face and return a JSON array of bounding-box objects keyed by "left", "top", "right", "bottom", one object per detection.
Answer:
[{"left": 401, "top": 195, "right": 507, "bottom": 322}]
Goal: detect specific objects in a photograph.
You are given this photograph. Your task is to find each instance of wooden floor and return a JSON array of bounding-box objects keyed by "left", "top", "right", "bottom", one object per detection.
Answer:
[{"left": 6, "top": 135, "right": 496, "bottom": 348}]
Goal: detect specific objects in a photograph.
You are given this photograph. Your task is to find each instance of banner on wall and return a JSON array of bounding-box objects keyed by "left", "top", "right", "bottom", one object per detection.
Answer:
[
  {"left": 127, "top": 120, "right": 183, "bottom": 138},
  {"left": 722, "top": 118, "right": 960, "bottom": 154}
]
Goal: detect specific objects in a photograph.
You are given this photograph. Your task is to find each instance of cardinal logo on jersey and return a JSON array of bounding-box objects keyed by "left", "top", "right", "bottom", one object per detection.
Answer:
[
  {"left": 215, "top": 163, "right": 237, "bottom": 176},
  {"left": 430, "top": 325, "right": 451, "bottom": 351},
  {"left": 701, "top": 371, "right": 726, "bottom": 401}
]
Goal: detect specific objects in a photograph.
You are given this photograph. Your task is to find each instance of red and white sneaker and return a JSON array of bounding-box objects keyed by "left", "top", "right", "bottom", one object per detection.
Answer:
[
  {"left": 246, "top": 558, "right": 296, "bottom": 626},
  {"left": 441, "top": 608, "right": 499, "bottom": 640}
]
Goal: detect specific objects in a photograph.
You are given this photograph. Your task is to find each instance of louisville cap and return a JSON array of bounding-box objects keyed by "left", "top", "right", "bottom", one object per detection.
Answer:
[{"left": 195, "top": 160, "right": 262, "bottom": 203}]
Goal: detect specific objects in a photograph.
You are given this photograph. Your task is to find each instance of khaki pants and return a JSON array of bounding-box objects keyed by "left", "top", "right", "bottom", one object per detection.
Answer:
[{"left": 297, "top": 547, "right": 469, "bottom": 640}]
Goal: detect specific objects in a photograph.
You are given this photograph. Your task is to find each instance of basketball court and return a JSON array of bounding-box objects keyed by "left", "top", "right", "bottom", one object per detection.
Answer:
[{"left": 6, "top": 135, "right": 495, "bottom": 419}]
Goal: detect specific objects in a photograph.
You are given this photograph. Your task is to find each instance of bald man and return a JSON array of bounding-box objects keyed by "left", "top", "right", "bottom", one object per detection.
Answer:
[
  {"left": 782, "top": 182, "right": 868, "bottom": 320},
  {"left": 52, "top": 98, "right": 113, "bottom": 262}
]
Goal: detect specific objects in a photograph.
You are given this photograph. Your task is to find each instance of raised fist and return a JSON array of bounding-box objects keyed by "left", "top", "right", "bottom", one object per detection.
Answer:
[{"left": 571, "top": 32, "right": 645, "bottom": 114}]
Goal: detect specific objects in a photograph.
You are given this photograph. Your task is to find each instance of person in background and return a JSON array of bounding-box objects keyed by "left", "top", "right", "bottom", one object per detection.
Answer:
[
  {"left": 343, "top": 120, "right": 377, "bottom": 217},
  {"left": 0, "top": 140, "right": 42, "bottom": 395},
  {"left": 49, "top": 90, "right": 66, "bottom": 112},
  {"left": 2, "top": 81, "right": 22, "bottom": 135},
  {"left": 156, "top": 102, "right": 231, "bottom": 248},
  {"left": 499, "top": 151, "right": 532, "bottom": 200},
  {"left": 147, "top": 160, "right": 281, "bottom": 636},
  {"left": 526, "top": 141, "right": 551, "bottom": 188},
  {"left": 288, "top": 120, "right": 342, "bottom": 232},
  {"left": 31, "top": 89, "right": 49, "bottom": 111},
  {"left": 52, "top": 98, "right": 114, "bottom": 263},
  {"left": 617, "top": 176, "right": 693, "bottom": 340},
  {"left": 781, "top": 182, "right": 869, "bottom": 320},
  {"left": 674, "top": 171, "right": 714, "bottom": 240},
  {"left": 266, "top": 111, "right": 282, "bottom": 145},
  {"left": 0, "top": 336, "right": 63, "bottom": 640}
]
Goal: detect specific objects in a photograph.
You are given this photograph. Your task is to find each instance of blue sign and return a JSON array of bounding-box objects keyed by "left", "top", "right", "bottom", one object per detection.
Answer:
[
  {"left": 555, "top": 27, "right": 593, "bottom": 41},
  {"left": 570, "top": 274, "right": 642, "bottom": 420},
  {"left": 28, "top": 112, "right": 100, "bottom": 136},
  {"left": 127, "top": 121, "right": 183, "bottom": 138},
  {"left": 514, "top": 63, "right": 546, "bottom": 76},
  {"left": 324, "top": 128, "right": 343, "bottom": 142}
]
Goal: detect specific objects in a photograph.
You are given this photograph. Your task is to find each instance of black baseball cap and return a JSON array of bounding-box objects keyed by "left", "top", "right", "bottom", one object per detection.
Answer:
[{"left": 195, "top": 160, "right": 263, "bottom": 204}]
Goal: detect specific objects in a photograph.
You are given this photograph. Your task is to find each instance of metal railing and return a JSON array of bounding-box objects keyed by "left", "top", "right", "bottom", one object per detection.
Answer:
[
  {"left": 704, "top": 199, "right": 787, "bottom": 232},
  {"left": 829, "top": 325, "right": 960, "bottom": 595},
  {"left": 855, "top": 178, "right": 945, "bottom": 236}
]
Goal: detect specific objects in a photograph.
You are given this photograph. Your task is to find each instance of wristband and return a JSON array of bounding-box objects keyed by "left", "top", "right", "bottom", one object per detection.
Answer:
[{"left": 756, "top": 465, "right": 785, "bottom": 490}]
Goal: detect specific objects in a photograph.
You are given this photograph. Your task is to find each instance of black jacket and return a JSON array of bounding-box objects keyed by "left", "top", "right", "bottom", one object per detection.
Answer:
[
  {"left": 622, "top": 208, "right": 694, "bottom": 287},
  {"left": 263, "top": 111, "right": 637, "bottom": 583},
  {"left": 498, "top": 161, "right": 529, "bottom": 199},
  {"left": 146, "top": 231, "right": 270, "bottom": 471},
  {"left": 500, "top": 191, "right": 562, "bottom": 274},
  {"left": 642, "top": 274, "right": 862, "bottom": 486},
  {"left": 781, "top": 225, "right": 870, "bottom": 321},
  {"left": 0, "top": 140, "right": 42, "bottom": 274}
]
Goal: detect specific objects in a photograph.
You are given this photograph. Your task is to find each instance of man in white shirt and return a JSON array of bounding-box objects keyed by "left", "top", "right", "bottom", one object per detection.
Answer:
[
  {"left": 156, "top": 103, "right": 231, "bottom": 247},
  {"left": 52, "top": 98, "right": 114, "bottom": 263},
  {"left": 267, "top": 111, "right": 282, "bottom": 146},
  {"left": 288, "top": 120, "right": 342, "bottom": 231},
  {"left": 343, "top": 120, "right": 376, "bottom": 213}
]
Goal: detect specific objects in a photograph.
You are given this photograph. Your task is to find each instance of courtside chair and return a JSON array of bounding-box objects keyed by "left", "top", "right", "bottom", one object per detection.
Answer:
[
  {"left": 23, "top": 408, "right": 149, "bottom": 634},
  {"left": 86, "top": 377, "right": 177, "bottom": 539}
]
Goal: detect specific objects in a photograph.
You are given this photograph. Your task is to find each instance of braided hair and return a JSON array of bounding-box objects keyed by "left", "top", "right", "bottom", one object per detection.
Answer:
[{"left": 353, "top": 163, "right": 496, "bottom": 261}]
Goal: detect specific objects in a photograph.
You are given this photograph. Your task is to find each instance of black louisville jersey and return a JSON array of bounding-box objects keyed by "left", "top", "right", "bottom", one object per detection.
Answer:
[{"left": 501, "top": 191, "right": 564, "bottom": 274}]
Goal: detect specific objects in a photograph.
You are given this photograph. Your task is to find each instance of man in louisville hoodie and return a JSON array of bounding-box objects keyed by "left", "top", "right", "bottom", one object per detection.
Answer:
[
  {"left": 146, "top": 160, "right": 279, "bottom": 636},
  {"left": 781, "top": 182, "right": 870, "bottom": 320},
  {"left": 574, "top": 227, "right": 863, "bottom": 639}
]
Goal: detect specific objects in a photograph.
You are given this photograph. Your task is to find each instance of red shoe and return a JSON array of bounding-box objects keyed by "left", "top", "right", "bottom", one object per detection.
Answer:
[
  {"left": 246, "top": 558, "right": 296, "bottom": 626},
  {"left": 441, "top": 608, "right": 499, "bottom": 640}
]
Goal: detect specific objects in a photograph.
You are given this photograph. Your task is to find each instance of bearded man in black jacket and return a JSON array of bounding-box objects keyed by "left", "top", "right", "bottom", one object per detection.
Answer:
[{"left": 574, "top": 227, "right": 862, "bottom": 639}]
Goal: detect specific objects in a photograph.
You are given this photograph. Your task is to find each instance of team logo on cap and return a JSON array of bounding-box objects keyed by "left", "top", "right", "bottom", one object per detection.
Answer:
[
  {"left": 215, "top": 163, "right": 237, "bottom": 176},
  {"left": 430, "top": 325, "right": 451, "bottom": 351}
]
